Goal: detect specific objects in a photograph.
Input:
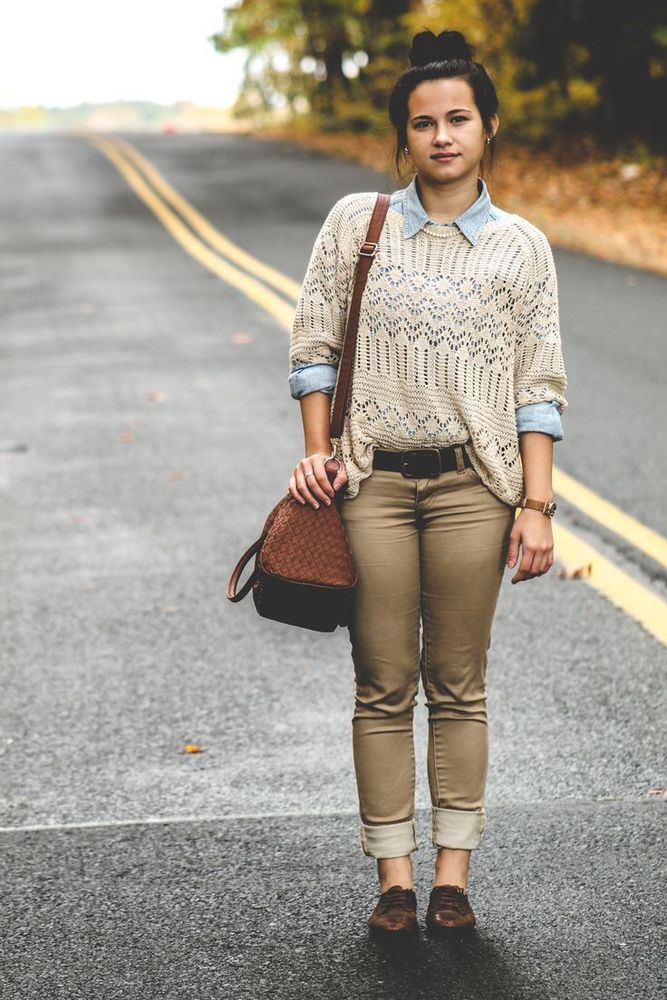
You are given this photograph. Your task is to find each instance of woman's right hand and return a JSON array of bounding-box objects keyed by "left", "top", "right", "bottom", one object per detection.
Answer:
[{"left": 289, "top": 451, "right": 348, "bottom": 509}]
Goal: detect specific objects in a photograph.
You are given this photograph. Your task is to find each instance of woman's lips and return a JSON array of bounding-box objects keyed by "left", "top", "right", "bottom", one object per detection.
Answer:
[{"left": 432, "top": 154, "right": 458, "bottom": 160}]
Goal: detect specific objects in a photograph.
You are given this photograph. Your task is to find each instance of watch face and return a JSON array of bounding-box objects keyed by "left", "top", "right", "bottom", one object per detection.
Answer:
[{"left": 546, "top": 500, "right": 557, "bottom": 516}]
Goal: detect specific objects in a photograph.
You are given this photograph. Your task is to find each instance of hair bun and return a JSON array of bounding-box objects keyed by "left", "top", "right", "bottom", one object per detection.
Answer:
[{"left": 409, "top": 29, "right": 474, "bottom": 67}]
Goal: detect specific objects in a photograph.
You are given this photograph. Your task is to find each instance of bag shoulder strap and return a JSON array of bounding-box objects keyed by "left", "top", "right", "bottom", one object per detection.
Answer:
[{"left": 329, "top": 192, "right": 391, "bottom": 440}]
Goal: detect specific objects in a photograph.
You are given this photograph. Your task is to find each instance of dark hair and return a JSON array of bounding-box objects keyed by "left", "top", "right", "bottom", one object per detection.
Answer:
[{"left": 388, "top": 29, "right": 499, "bottom": 182}]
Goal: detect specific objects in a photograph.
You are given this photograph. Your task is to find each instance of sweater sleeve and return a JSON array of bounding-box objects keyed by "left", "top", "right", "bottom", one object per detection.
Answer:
[
  {"left": 289, "top": 197, "right": 354, "bottom": 374},
  {"left": 514, "top": 228, "right": 568, "bottom": 414}
]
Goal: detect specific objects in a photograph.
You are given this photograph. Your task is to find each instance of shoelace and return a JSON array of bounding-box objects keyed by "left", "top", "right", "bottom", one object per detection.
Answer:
[
  {"left": 430, "top": 885, "right": 468, "bottom": 913},
  {"left": 378, "top": 886, "right": 416, "bottom": 914}
]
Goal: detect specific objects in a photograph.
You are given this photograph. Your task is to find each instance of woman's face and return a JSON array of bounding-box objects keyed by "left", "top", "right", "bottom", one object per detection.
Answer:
[{"left": 405, "top": 77, "right": 497, "bottom": 184}]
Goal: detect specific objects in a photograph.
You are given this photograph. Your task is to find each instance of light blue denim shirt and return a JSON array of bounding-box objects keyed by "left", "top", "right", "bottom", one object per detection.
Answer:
[{"left": 289, "top": 174, "right": 564, "bottom": 441}]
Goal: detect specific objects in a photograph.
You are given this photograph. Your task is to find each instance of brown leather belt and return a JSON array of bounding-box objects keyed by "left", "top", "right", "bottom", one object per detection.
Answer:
[{"left": 372, "top": 445, "right": 472, "bottom": 479}]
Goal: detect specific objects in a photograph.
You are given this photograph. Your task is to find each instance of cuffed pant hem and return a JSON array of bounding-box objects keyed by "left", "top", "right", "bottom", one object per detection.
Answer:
[
  {"left": 431, "top": 806, "right": 487, "bottom": 850},
  {"left": 360, "top": 818, "right": 418, "bottom": 859}
]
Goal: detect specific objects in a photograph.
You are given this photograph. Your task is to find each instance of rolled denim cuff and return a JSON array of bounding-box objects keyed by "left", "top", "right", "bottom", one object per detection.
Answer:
[
  {"left": 431, "top": 806, "right": 487, "bottom": 850},
  {"left": 360, "top": 818, "right": 418, "bottom": 859},
  {"left": 515, "top": 400, "right": 564, "bottom": 441},
  {"left": 288, "top": 363, "right": 338, "bottom": 399}
]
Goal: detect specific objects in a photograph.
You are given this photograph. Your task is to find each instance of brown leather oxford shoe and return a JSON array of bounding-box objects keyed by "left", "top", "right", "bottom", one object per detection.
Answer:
[
  {"left": 425, "top": 884, "right": 476, "bottom": 934},
  {"left": 368, "top": 884, "right": 418, "bottom": 935}
]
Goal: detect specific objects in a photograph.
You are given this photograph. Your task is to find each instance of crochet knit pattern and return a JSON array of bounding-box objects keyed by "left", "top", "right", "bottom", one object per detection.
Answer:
[{"left": 289, "top": 192, "right": 568, "bottom": 506}]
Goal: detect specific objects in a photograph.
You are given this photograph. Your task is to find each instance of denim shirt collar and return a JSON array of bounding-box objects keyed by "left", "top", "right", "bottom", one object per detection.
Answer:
[{"left": 401, "top": 173, "right": 492, "bottom": 245}]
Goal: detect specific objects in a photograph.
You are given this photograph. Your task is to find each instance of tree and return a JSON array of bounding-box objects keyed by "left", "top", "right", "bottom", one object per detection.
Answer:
[{"left": 211, "top": 0, "right": 667, "bottom": 150}]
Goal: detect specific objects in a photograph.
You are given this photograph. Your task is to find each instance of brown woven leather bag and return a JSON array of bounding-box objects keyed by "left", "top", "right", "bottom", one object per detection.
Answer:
[{"left": 226, "top": 192, "right": 391, "bottom": 631}]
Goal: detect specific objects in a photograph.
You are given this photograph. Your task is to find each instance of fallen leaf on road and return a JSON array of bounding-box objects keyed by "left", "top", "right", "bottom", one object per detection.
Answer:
[
  {"left": 232, "top": 332, "right": 254, "bottom": 344},
  {"left": 119, "top": 432, "right": 135, "bottom": 443},
  {"left": 147, "top": 390, "right": 167, "bottom": 402},
  {"left": 182, "top": 744, "right": 204, "bottom": 754},
  {"left": 647, "top": 788, "right": 666, "bottom": 797},
  {"left": 555, "top": 563, "right": 592, "bottom": 579}
]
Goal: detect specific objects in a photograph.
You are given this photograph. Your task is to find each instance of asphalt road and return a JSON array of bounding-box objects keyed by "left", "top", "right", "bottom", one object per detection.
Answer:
[{"left": 0, "top": 132, "right": 664, "bottom": 1000}]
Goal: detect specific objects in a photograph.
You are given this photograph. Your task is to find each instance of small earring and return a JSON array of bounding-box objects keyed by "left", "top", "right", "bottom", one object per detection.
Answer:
[
  {"left": 486, "top": 137, "right": 491, "bottom": 144},
  {"left": 403, "top": 146, "right": 409, "bottom": 153}
]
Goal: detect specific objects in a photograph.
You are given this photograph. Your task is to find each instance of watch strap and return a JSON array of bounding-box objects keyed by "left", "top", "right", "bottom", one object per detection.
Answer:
[{"left": 521, "top": 497, "right": 557, "bottom": 517}]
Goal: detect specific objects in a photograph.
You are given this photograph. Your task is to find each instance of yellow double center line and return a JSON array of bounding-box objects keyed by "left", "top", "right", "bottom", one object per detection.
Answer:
[
  {"left": 81, "top": 132, "right": 298, "bottom": 329},
  {"left": 80, "top": 131, "right": 667, "bottom": 646}
]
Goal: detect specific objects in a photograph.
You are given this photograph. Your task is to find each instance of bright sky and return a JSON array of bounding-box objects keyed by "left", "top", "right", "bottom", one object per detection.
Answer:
[{"left": 1, "top": 1, "right": 246, "bottom": 108}]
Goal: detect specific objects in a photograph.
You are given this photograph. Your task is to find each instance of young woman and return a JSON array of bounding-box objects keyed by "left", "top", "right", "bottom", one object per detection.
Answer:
[{"left": 288, "top": 28, "right": 567, "bottom": 936}]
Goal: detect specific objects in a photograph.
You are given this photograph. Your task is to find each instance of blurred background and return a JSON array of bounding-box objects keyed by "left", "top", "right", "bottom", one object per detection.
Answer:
[{"left": 2, "top": 0, "right": 666, "bottom": 272}]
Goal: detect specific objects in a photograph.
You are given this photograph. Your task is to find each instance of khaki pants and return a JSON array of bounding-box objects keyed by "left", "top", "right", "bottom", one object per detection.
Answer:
[{"left": 339, "top": 446, "right": 516, "bottom": 859}]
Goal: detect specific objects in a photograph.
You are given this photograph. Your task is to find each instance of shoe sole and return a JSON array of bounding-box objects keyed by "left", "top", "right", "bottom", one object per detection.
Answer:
[
  {"left": 368, "top": 919, "right": 418, "bottom": 937},
  {"left": 425, "top": 918, "right": 476, "bottom": 937}
]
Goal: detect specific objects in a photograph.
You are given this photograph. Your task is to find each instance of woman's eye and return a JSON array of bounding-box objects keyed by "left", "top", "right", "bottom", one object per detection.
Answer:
[{"left": 414, "top": 117, "right": 468, "bottom": 128}]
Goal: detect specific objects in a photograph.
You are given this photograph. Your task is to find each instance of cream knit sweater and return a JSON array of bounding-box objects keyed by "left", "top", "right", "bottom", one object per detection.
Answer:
[{"left": 289, "top": 192, "right": 568, "bottom": 506}]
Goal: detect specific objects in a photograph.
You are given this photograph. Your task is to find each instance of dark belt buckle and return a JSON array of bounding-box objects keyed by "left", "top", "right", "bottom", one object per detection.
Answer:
[{"left": 401, "top": 448, "right": 441, "bottom": 479}]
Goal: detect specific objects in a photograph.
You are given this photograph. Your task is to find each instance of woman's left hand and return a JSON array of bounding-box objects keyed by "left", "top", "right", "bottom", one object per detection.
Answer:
[{"left": 506, "top": 509, "right": 554, "bottom": 584}]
